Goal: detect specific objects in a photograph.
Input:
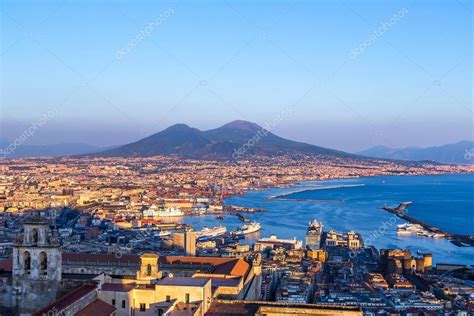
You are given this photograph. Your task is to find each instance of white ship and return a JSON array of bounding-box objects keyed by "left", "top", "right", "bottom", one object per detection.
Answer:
[
  {"left": 196, "top": 226, "right": 227, "bottom": 240},
  {"left": 232, "top": 222, "right": 261, "bottom": 236},
  {"left": 143, "top": 205, "right": 184, "bottom": 218},
  {"left": 154, "top": 230, "right": 171, "bottom": 238},
  {"left": 397, "top": 223, "right": 445, "bottom": 239},
  {"left": 256, "top": 235, "right": 303, "bottom": 250},
  {"left": 397, "top": 223, "right": 423, "bottom": 235}
]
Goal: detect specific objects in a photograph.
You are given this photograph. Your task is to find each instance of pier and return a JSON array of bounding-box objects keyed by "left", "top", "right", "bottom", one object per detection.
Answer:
[{"left": 382, "top": 202, "right": 474, "bottom": 247}]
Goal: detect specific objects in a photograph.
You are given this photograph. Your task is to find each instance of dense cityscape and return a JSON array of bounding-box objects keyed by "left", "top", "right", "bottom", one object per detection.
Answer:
[
  {"left": 2, "top": 0, "right": 472, "bottom": 315},
  {"left": 0, "top": 156, "right": 472, "bottom": 315}
]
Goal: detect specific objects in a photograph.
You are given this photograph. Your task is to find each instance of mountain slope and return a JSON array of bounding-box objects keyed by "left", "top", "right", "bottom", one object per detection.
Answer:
[
  {"left": 358, "top": 140, "right": 474, "bottom": 164},
  {"left": 97, "top": 124, "right": 212, "bottom": 157},
  {"left": 94, "top": 120, "right": 356, "bottom": 159}
]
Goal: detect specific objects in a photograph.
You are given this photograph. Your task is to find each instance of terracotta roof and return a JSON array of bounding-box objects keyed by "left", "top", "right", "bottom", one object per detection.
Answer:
[
  {"left": 0, "top": 254, "right": 250, "bottom": 277},
  {"left": 32, "top": 284, "right": 97, "bottom": 316},
  {"left": 213, "top": 258, "right": 249, "bottom": 277},
  {"left": 159, "top": 256, "right": 235, "bottom": 265},
  {"left": 75, "top": 299, "right": 116, "bottom": 316},
  {"left": 101, "top": 283, "right": 137, "bottom": 292},
  {"left": 159, "top": 256, "right": 249, "bottom": 277}
]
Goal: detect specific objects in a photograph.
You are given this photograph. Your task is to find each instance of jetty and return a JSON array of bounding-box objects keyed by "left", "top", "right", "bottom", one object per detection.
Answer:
[{"left": 382, "top": 202, "right": 474, "bottom": 247}]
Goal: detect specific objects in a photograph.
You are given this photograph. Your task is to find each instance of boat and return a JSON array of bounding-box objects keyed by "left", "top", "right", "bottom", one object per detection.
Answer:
[
  {"left": 396, "top": 230, "right": 413, "bottom": 236},
  {"left": 215, "top": 215, "right": 224, "bottom": 220},
  {"left": 143, "top": 205, "right": 184, "bottom": 218},
  {"left": 397, "top": 223, "right": 424, "bottom": 235},
  {"left": 232, "top": 222, "right": 261, "bottom": 237},
  {"left": 196, "top": 226, "right": 227, "bottom": 240},
  {"left": 154, "top": 230, "right": 171, "bottom": 238}
]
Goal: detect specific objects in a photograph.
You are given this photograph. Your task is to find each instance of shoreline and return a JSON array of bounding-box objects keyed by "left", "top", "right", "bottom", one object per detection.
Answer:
[{"left": 266, "top": 184, "right": 366, "bottom": 200}]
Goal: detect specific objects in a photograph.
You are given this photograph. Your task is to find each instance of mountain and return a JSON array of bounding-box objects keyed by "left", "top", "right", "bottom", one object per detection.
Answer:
[
  {"left": 94, "top": 120, "right": 354, "bottom": 160},
  {"left": 358, "top": 140, "right": 474, "bottom": 164},
  {"left": 0, "top": 142, "right": 105, "bottom": 158}
]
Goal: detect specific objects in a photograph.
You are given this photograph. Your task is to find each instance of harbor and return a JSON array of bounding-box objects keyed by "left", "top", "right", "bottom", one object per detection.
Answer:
[{"left": 382, "top": 202, "right": 474, "bottom": 247}]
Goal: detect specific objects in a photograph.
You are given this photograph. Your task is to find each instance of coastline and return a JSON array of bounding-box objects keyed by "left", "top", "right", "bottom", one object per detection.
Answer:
[
  {"left": 223, "top": 173, "right": 474, "bottom": 265},
  {"left": 266, "top": 184, "right": 366, "bottom": 200}
]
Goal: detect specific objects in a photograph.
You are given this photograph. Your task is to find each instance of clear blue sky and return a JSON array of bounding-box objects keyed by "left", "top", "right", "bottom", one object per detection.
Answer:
[{"left": 1, "top": 0, "right": 472, "bottom": 151}]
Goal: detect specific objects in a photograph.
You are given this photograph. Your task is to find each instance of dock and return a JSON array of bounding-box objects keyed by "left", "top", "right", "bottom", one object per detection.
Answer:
[{"left": 382, "top": 202, "right": 474, "bottom": 247}]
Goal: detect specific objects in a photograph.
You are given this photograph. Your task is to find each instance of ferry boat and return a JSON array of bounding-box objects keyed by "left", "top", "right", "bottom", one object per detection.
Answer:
[
  {"left": 196, "top": 226, "right": 227, "bottom": 240},
  {"left": 143, "top": 205, "right": 184, "bottom": 218},
  {"left": 232, "top": 222, "right": 261, "bottom": 237}
]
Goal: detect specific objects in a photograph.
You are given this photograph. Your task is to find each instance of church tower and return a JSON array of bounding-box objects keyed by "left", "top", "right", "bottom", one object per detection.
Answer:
[{"left": 12, "top": 213, "right": 62, "bottom": 314}]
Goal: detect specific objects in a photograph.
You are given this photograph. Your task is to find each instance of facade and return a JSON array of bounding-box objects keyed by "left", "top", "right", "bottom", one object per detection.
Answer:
[
  {"left": 324, "top": 230, "right": 363, "bottom": 250},
  {"left": 305, "top": 220, "right": 323, "bottom": 250},
  {"left": 12, "top": 214, "right": 62, "bottom": 314}
]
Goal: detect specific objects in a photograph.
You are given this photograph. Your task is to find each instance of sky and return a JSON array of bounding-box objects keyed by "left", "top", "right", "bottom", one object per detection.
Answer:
[{"left": 1, "top": 0, "right": 472, "bottom": 152}]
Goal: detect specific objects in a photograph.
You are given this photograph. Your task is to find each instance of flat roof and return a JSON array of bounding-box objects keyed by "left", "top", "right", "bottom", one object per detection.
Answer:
[{"left": 156, "top": 277, "right": 210, "bottom": 287}]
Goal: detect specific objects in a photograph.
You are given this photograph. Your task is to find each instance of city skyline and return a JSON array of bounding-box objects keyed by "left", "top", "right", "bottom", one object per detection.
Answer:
[{"left": 1, "top": 0, "right": 472, "bottom": 152}]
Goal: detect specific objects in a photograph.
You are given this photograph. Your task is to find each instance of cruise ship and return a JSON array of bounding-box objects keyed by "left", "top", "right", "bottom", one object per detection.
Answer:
[
  {"left": 143, "top": 205, "right": 184, "bottom": 218},
  {"left": 305, "top": 220, "right": 323, "bottom": 249},
  {"left": 231, "top": 222, "right": 261, "bottom": 237},
  {"left": 397, "top": 223, "right": 423, "bottom": 235},
  {"left": 255, "top": 235, "right": 303, "bottom": 251},
  {"left": 196, "top": 226, "right": 227, "bottom": 240},
  {"left": 397, "top": 223, "right": 446, "bottom": 239}
]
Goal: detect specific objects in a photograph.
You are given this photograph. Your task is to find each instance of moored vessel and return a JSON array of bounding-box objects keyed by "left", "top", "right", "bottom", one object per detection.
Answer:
[{"left": 231, "top": 222, "right": 261, "bottom": 237}]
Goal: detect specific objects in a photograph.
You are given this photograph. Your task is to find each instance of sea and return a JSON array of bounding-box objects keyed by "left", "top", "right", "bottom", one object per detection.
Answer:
[{"left": 182, "top": 173, "right": 474, "bottom": 265}]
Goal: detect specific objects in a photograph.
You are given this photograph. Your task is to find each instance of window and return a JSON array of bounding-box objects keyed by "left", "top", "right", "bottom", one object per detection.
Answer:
[
  {"left": 112, "top": 299, "right": 115, "bottom": 306},
  {"left": 139, "top": 303, "right": 146, "bottom": 311},
  {"left": 185, "top": 293, "right": 190, "bottom": 303},
  {"left": 146, "top": 264, "right": 152, "bottom": 276},
  {"left": 122, "top": 300, "right": 126, "bottom": 308},
  {"left": 39, "top": 252, "right": 47, "bottom": 275},
  {"left": 23, "top": 251, "right": 31, "bottom": 274},
  {"left": 166, "top": 295, "right": 171, "bottom": 302},
  {"left": 32, "top": 228, "right": 38, "bottom": 244}
]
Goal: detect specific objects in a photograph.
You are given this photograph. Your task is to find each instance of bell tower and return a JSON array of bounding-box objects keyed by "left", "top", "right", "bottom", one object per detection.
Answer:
[
  {"left": 12, "top": 212, "right": 62, "bottom": 314},
  {"left": 137, "top": 253, "right": 161, "bottom": 282}
]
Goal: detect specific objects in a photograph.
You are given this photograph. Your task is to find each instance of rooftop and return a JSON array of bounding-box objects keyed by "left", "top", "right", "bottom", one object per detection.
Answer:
[
  {"left": 157, "top": 277, "right": 210, "bottom": 287},
  {"left": 75, "top": 299, "right": 116, "bottom": 316},
  {"left": 32, "top": 284, "right": 97, "bottom": 316}
]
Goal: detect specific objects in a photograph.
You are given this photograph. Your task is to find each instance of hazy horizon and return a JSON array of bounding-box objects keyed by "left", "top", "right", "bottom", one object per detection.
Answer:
[{"left": 1, "top": 0, "right": 472, "bottom": 152}]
